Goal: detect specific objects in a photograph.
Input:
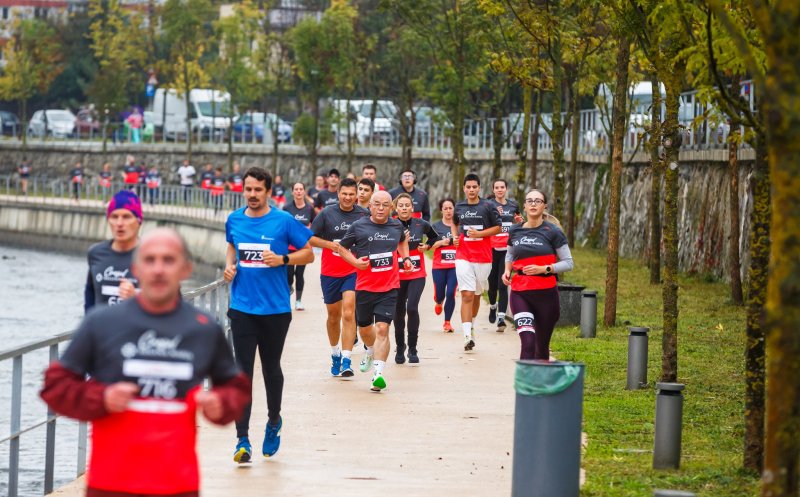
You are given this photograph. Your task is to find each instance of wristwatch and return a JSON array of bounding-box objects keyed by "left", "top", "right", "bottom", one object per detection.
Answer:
[
  {"left": 545, "top": 265, "right": 552, "bottom": 275},
  {"left": 283, "top": 254, "right": 290, "bottom": 265}
]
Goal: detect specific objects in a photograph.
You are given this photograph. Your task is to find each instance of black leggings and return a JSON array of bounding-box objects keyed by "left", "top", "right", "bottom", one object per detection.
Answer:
[
  {"left": 228, "top": 309, "right": 292, "bottom": 436},
  {"left": 488, "top": 249, "right": 509, "bottom": 314},
  {"left": 394, "top": 278, "right": 425, "bottom": 351},
  {"left": 509, "top": 287, "right": 560, "bottom": 360},
  {"left": 286, "top": 264, "right": 306, "bottom": 300}
]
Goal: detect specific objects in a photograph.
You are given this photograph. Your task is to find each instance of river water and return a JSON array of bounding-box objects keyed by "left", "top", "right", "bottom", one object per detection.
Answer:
[{"left": 0, "top": 244, "right": 203, "bottom": 496}]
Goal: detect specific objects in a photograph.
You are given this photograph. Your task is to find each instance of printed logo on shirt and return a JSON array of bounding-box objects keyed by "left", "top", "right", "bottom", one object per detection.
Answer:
[
  {"left": 368, "top": 232, "right": 394, "bottom": 242},
  {"left": 96, "top": 266, "right": 130, "bottom": 283},
  {"left": 333, "top": 222, "right": 351, "bottom": 232},
  {"left": 119, "top": 330, "right": 195, "bottom": 361},
  {"left": 513, "top": 236, "right": 544, "bottom": 247}
]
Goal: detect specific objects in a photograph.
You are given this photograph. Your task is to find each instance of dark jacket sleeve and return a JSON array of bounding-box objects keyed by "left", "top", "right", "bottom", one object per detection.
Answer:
[
  {"left": 421, "top": 192, "right": 431, "bottom": 222},
  {"left": 40, "top": 362, "right": 108, "bottom": 421},
  {"left": 84, "top": 271, "right": 95, "bottom": 314},
  {"left": 208, "top": 373, "right": 252, "bottom": 425}
]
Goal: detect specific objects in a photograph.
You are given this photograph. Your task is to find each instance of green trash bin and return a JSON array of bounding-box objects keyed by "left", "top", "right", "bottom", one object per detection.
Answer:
[{"left": 512, "top": 360, "right": 585, "bottom": 497}]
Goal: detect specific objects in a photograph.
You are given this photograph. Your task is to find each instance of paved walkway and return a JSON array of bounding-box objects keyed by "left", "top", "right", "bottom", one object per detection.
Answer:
[{"left": 52, "top": 258, "right": 523, "bottom": 496}]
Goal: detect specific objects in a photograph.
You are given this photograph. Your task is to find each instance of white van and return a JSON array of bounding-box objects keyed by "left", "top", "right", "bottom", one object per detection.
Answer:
[
  {"left": 150, "top": 88, "right": 237, "bottom": 139},
  {"left": 330, "top": 99, "right": 398, "bottom": 144}
]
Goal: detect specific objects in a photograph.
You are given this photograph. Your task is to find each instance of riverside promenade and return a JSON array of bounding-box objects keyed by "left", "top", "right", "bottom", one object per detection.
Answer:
[{"left": 50, "top": 256, "right": 521, "bottom": 496}]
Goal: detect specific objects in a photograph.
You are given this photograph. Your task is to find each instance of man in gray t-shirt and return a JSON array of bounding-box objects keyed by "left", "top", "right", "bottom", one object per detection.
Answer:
[{"left": 85, "top": 190, "right": 143, "bottom": 312}]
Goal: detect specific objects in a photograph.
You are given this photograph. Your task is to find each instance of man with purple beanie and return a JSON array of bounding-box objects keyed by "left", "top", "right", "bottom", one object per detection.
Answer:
[{"left": 84, "top": 190, "right": 144, "bottom": 312}]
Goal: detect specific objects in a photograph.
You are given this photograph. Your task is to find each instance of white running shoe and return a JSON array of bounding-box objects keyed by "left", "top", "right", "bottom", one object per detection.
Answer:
[
  {"left": 294, "top": 300, "right": 304, "bottom": 311},
  {"left": 359, "top": 354, "right": 374, "bottom": 373}
]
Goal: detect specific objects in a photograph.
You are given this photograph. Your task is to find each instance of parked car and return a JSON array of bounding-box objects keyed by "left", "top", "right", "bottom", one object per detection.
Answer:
[
  {"left": 0, "top": 111, "right": 21, "bottom": 136},
  {"left": 330, "top": 99, "right": 399, "bottom": 145},
  {"left": 75, "top": 109, "right": 100, "bottom": 136},
  {"left": 233, "top": 112, "right": 292, "bottom": 143},
  {"left": 27, "top": 109, "right": 76, "bottom": 138}
]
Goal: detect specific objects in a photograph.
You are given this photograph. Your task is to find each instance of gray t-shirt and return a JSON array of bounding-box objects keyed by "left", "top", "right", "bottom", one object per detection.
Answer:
[{"left": 87, "top": 240, "right": 139, "bottom": 308}]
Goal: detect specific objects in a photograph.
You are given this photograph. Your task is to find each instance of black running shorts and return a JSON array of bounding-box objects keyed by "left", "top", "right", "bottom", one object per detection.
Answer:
[{"left": 356, "top": 289, "right": 398, "bottom": 327}]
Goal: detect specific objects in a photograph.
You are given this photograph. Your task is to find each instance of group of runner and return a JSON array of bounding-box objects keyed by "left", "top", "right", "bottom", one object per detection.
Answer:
[{"left": 39, "top": 161, "right": 573, "bottom": 496}]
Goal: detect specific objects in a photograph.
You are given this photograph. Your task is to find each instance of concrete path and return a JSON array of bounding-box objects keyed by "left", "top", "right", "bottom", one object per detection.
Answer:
[{"left": 52, "top": 258, "right": 525, "bottom": 496}]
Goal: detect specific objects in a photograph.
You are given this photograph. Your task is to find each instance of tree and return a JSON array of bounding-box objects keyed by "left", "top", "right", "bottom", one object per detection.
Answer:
[
  {"left": 256, "top": 28, "right": 294, "bottom": 175},
  {"left": 161, "top": 0, "right": 215, "bottom": 163},
  {"left": 87, "top": 0, "right": 146, "bottom": 158},
  {"left": 0, "top": 19, "right": 63, "bottom": 148},
  {"left": 213, "top": 0, "right": 262, "bottom": 170}
]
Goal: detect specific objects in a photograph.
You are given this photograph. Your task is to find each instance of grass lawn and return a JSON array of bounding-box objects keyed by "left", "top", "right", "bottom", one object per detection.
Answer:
[{"left": 552, "top": 247, "right": 760, "bottom": 496}]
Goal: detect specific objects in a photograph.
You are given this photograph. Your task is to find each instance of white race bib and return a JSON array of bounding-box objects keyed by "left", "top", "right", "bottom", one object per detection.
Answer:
[
  {"left": 238, "top": 243, "right": 270, "bottom": 268},
  {"left": 369, "top": 252, "right": 394, "bottom": 272}
]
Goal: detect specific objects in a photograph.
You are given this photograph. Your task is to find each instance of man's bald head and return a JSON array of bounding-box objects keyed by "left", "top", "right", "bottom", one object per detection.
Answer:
[
  {"left": 371, "top": 190, "right": 392, "bottom": 205},
  {"left": 135, "top": 228, "right": 192, "bottom": 264}
]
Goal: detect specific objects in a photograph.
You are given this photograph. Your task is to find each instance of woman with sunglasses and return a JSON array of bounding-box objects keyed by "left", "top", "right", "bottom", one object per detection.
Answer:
[{"left": 502, "top": 190, "right": 574, "bottom": 360}]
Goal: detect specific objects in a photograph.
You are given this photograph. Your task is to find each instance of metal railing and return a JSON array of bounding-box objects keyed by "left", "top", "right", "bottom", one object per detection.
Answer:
[
  {"left": 0, "top": 277, "right": 230, "bottom": 497},
  {"left": 0, "top": 82, "right": 756, "bottom": 157},
  {"left": 0, "top": 175, "right": 250, "bottom": 225}
]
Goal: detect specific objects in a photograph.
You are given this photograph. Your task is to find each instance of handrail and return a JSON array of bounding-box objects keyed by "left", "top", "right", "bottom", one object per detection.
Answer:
[{"left": 1, "top": 277, "right": 230, "bottom": 497}]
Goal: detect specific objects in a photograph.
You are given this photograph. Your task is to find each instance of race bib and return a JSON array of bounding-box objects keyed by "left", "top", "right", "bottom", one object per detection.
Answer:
[
  {"left": 514, "top": 312, "right": 536, "bottom": 333},
  {"left": 238, "top": 243, "right": 269, "bottom": 268},
  {"left": 500, "top": 221, "right": 513, "bottom": 234},
  {"left": 369, "top": 252, "right": 394, "bottom": 272},
  {"left": 463, "top": 225, "right": 483, "bottom": 241},
  {"left": 440, "top": 249, "right": 456, "bottom": 263},
  {"left": 399, "top": 254, "right": 421, "bottom": 271},
  {"left": 332, "top": 238, "right": 342, "bottom": 257}
]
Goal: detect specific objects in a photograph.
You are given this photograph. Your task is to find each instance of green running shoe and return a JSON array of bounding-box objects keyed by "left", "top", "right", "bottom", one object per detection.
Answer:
[
  {"left": 371, "top": 374, "right": 387, "bottom": 392},
  {"left": 359, "top": 353, "right": 373, "bottom": 373}
]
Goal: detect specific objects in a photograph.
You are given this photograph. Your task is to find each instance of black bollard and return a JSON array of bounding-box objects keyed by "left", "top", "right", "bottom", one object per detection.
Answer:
[
  {"left": 654, "top": 491, "right": 695, "bottom": 497},
  {"left": 580, "top": 290, "right": 597, "bottom": 338},
  {"left": 512, "top": 361, "right": 585, "bottom": 497},
  {"left": 653, "top": 382, "right": 685, "bottom": 469},
  {"left": 626, "top": 326, "right": 650, "bottom": 390}
]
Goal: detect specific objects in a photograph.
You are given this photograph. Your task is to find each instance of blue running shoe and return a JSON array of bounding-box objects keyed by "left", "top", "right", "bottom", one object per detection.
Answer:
[
  {"left": 262, "top": 417, "right": 282, "bottom": 457},
  {"left": 341, "top": 357, "right": 354, "bottom": 378},
  {"left": 233, "top": 436, "right": 252, "bottom": 463},
  {"left": 331, "top": 354, "right": 342, "bottom": 376}
]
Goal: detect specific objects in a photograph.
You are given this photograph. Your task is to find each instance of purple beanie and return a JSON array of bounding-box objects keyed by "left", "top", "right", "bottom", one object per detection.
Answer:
[{"left": 107, "top": 190, "right": 143, "bottom": 223}]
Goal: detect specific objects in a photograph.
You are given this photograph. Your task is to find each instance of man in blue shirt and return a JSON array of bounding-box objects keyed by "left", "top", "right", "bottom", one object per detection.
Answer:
[{"left": 223, "top": 166, "right": 314, "bottom": 464}]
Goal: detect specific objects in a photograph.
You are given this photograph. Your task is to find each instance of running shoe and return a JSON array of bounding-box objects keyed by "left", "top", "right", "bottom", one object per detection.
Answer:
[
  {"left": 341, "top": 357, "right": 354, "bottom": 378},
  {"left": 395, "top": 344, "right": 406, "bottom": 364},
  {"left": 434, "top": 302, "right": 443, "bottom": 316},
  {"left": 371, "top": 374, "right": 387, "bottom": 392},
  {"left": 233, "top": 436, "right": 252, "bottom": 463},
  {"left": 262, "top": 417, "right": 282, "bottom": 457},
  {"left": 408, "top": 348, "right": 419, "bottom": 364},
  {"left": 331, "top": 354, "right": 342, "bottom": 376},
  {"left": 464, "top": 336, "right": 475, "bottom": 351},
  {"left": 443, "top": 321, "right": 454, "bottom": 333},
  {"left": 359, "top": 353, "right": 373, "bottom": 373},
  {"left": 489, "top": 306, "right": 497, "bottom": 324},
  {"left": 295, "top": 300, "right": 305, "bottom": 311},
  {"left": 497, "top": 320, "right": 507, "bottom": 333}
]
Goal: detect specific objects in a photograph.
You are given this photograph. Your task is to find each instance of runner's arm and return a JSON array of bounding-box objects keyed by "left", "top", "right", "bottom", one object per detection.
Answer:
[
  {"left": 287, "top": 244, "right": 314, "bottom": 266},
  {"left": 83, "top": 270, "right": 95, "bottom": 313},
  {"left": 309, "top": 236, "right": 337, "bottom": 251},
  {"left": 40, "top": 362, "right": 109, "bottom": 421},
  {"left": 421, "top": 194, "right": 431, "bottom": 222}
]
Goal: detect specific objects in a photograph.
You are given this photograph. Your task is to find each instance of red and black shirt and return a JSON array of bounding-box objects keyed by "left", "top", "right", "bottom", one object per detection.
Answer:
[
  {"left": 488, "top": 198, "right": 520, "bottom": 250},
  {"left": 339, "top": 217, "right": 406, "bottom": 292},
  {"left": 453, "top": 199, "right": 503, "bottom": 263},
  {"left": 431, "top": 220, "right": 456, "bottom": 270},
  {"left": 397, "top": 217, "right": 439, "bottom": 280},
  {"left": 507, "top": 221, "right": 568, "bottom": 291},
  {"left": 310, "top": 204, "right": 368, "bottom": 277},
  {"left": 388, "top": 186, "right": 431, "bottom": 221}
]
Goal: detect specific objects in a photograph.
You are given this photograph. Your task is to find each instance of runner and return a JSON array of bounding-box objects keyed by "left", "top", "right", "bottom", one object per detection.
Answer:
[
  {"left": 211, "top": 167, "right": 226, "bottom": 214},
  {"left": 122, "top": 155, "right": 138, "bottom": 191},
  {"left": 272, "top": 174, "right": 287, "bottom": 208},
  {"left": 69, "top": 161, "right": 84, "bottom": 202},
  {"left": 309, "top": 178, "right": 367, "bottom": 377},
  {"left": 430, "top": 198, "right": 458, "bottom": 332},
  {"left": 177, "top": 159, "right": 196, "bottom": 205},
  {"left": 388, "top": 169, "right": 430, "bottom": 221},
  {"left": 314, "top": 168, "right": 341, "bottom": 211},
  {"left": 392, "top": 193, "right": 440, "bottom": 364},
  {"left": 98, "top": 163, "right": 113, "bottom": 193},
  {"left": 338, "top": 190, "right": 413, "bottom": 391},
  {"left": 486, "top": 179, "right": 521, "bottom": 332},
  {"left": 84, "top": 190, "right": 143, "bottom": 312},
  {"left": 227, "top": 162, "right": 244, "bottom": 211},
  {"left": 145, "top": 165, "right": 161, "bottom": 205},
  {"left": 307, "top": 174, "right": 326, "bottom": 201},
  {"left": 357, "top": 177, "right": 375, "bottom": 210},
  {"left": 41, "top": 228, "right": 250, "bottom": 497},
  {"left": 451, "top": 173, "right": 502, "bottom": 351},
  {"left": 283, "top": 182, "right": 315, "bottom": 310},
  {"left": 16, "top": 158, "right": 30, "bottom": 195},
  {"left": 502, "top": 189, "right": 573, "bottom": 359},
  {"left": 199, "top": 163, "right": 214, "bottom": 206},
  {"left": 136, "top": 161, "right": 148, "bottom": 199},
  {"left": 224, "top": 166, "right": 314, "bottom": 462},
  {"left": 361, "top": 163, "right": 385, "bottom": 191}
]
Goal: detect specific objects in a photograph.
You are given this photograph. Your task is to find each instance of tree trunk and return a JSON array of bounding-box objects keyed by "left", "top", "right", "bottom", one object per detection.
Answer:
[
  {"left": 743, "top": 132, "right": 768, "bottom": 473},
  {"left": 346, "top": 97, "right": 354, "bottom": 172},
  {"left": 515, "top": 86, "right": 532, "bottom": 205},
  {"left": 451, "top": 83, "right": 466, "bottom": 199},
  {"left": 658, "top": 61, "right": 685, "bottom": 383},
  {"left": 568, "top": 83, "right": 579, "bottom": 247},
  {"left": 648, "top": 74, "right": 662, "bottom": 284},
  {"left": 530, "top": 90, "right": 541, "bottom": 189},
  {"left": 21, "top": 98, "right": 28, "bottom": 150},
  {"left": 603, "top": 35, "right": 630, "bottom": 328},
  {"left": 311, "top": 97, "right": 320, "bottom": 169},
  {"left": 183, "top": 63, "right": 192, "bottom": 163},
  {"left": 272, "top": 87, "right": 284, "bottom": 177},
  {"left": 492, "top": 103, "right": 504, "bottom": 179},
  {"left": 727, "top": 101, "right": 744, "bottom": 305},
  {"left": 550, "top": 48, "right": 566, "bottom": 216}
]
